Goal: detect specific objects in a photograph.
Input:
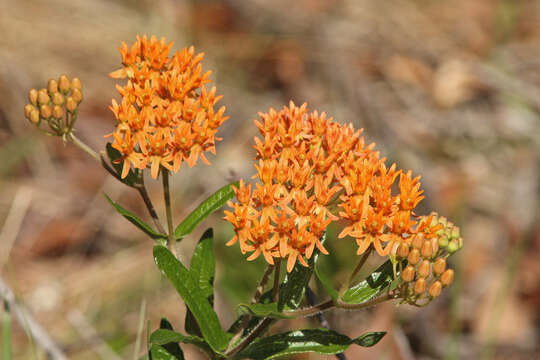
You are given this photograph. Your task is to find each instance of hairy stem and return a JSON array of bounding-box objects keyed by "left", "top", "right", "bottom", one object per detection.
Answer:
[
  {"left": 137, "top": 175, "right": 166, "bottom": 235},
  {"left": 69, "top": 133, "right": 99, "bottom": 162},
  {"left": 224, "top": 318, "right": 274, "bottom": 358}
]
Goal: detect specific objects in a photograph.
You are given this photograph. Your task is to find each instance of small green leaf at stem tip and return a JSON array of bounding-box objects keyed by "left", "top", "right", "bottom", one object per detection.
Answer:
[
  {"left": 104, "top": 193, "right": 167, "bottom": 241},
  {"left": 174, "top": 181, "right": 238, "bottom": 239},
  {"left": 341, "top": 259, "right": 397, "bottom": 304},
  {"left": 237, "top": 303, "right": 293, "bottom": 319},
  {"left": 106, "top": 142, "right": 140, "bottom": 187},
  {"left": 153, "top": 245, "right": 229, "bottom": 353},
  {"left": 234, "top": 328, "right": 386, "bottom": 360}
]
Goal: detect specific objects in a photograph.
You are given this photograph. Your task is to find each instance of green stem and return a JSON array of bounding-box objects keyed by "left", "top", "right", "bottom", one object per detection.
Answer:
[
  {"left": 339, "top": 246, "right": 372, "bottom": 296},
  {"left": 137, "top": 176, "right": 166, "bottom": 235},
  {"left": 68, "top": 132, "right": 100, "bottom": 162},
  {"left": 224, "top": 318, "right": 274, "bottom": 358},
  {"left": 272, "top": 260, "right": 281, "bottom": 303},
  {"left": 162, "top": 169, "right": 176, "bottom": 257}
]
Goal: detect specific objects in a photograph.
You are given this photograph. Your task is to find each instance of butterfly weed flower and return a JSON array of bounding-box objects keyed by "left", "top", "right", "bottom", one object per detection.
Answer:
[{"left": 108, "top": 35, "right": 228, "bottom": 179}]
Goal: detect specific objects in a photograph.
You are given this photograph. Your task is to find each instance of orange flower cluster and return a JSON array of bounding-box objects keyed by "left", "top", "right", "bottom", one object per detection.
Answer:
[
  {"left": 108, "top": 35, "right": 228, "bottom": 179},
  {"left": 225, "top": 102, "right": 435, "bottom": 272}
]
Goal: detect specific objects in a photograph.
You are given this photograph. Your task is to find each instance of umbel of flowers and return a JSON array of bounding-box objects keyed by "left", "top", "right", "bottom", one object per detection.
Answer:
[
  {"left": 224, "top": 102, "right": 463, "bottom": 280},
  {"left": 108, "top": 35, "right": 228, "bottom": 179}
]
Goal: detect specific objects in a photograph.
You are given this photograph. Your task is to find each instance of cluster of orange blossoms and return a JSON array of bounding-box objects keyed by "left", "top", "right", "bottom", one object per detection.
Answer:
[
  {"left": 108, "top": 35, "right": 228, "bottom": 179},
  {"left": 225, "top": 102, "right": 442, "bottom": 272}
]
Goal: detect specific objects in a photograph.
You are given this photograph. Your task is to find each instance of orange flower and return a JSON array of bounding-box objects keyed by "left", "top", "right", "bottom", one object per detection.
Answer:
[{"left": 107, "top": 35, "right": 227, "bottom": 179}]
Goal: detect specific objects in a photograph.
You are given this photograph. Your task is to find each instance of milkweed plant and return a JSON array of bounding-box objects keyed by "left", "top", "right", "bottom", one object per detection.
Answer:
[{"left": 23, "top": 35, "right": 463, "bottom": 359}]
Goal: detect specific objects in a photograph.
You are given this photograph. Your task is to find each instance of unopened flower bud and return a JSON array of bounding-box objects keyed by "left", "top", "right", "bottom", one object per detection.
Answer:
[
  {"left": 451, "top": 227, "right": 460, "bottom": 239},
  {"left": 438, "top": 235, "right": 449, "bottom": 248},
  {"left": 66, "top": 97, "right": 77, "bottom": 112},
  {"left": 412, "top": 233, "right": 424, "bottom": 249},
  {"left": 441, "top": 269, "right": 454, "bottom": 286},
  {"left": 407, "top": 248, "right": 420, "bottom": 265},
  {"left": 421, "top": 241, "right": 433, "bottom": 258},
  {"left": 429, "top": 281, "right": 442, "bottom": 298},
  {"left": 37, "top": 89, "right": 50, "bottom": 105},
  {"left": 30, "top": 108, "right": 40, "bottom": 124},
  {"left": 47, "top": 79, "right": 58, "bottom": 94},
  {"left": 52, "top": 92, "right": 64, "bottom": 106},
  {"left": 433, "top": 258, "right": 446, "bottom": 276},
  {"left": 71, "top": 88, "right": 83, "bottom": 103},
  {"left": 402, "top": 265, "right": 415, "bottom": 282},
  {"left": 417, "top": 260, "right": 431, "bottom": 278},
  {"left": 24, "top": 104, "right": 35, "bottom": 119},
  {"left": 414, "top": 278, "right": 426, "bottom": 294},
  {"left": 40, "top": 104, "right": 52, "bottom": 119},
  {"left": 58, "top": 75, "right": 70, "bottom": 93},
  {"left": 397, "top": 243, "right": 409, "bottom": 258},
  {"left": 52, "top": 105, "right": 64, "bottom": 119},
  {"left": 431, "top": 238, "right": 439, "bottom": 255},
  {"left": 72, "top": 77, "right": 82, "bottom": 90},
  {"left": 448, "top": 239, "right": 460, "bottom": 253},
  {"left": 28, "top": 88, "right": 38, "bottom": 105}
]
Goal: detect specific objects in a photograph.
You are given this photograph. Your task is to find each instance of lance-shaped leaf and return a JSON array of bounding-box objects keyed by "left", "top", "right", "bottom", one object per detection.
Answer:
[
  {"left": 150, "top": 329, "right": 213, "bottom": 356},
  {"left": 149, "top": 344, "right": 184, "bottom": 360},
  {"left": 174, "top": 182, "right": 238, "bottom": 239},
  {"left": 105, "top": 194, "right": 167, "bottom": 241},
  {"left": 105, "top": 142, "right": 140, "bottom": 187},
  {"left": 153, "top": 245, "right": 229, "bottom": 353},
  {"left": 237, "top": 303, "right": 293, "bottom": 319},
  {"left": 341, "top": 259, "right": 396, "bottom": 304},
  {"left": 234, "top": 328, "right": 386, "bottom": 360},
  {"left": 278, "top": 232, "right": 327, "bottom": 310},
  {"left": 185, "top": 229, "right": 215, "bottom": 337}
]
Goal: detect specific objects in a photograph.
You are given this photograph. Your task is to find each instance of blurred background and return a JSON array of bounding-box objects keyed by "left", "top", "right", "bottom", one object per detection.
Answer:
[{"left": 1, "top": 0, "right": 540, "bottom": 359}]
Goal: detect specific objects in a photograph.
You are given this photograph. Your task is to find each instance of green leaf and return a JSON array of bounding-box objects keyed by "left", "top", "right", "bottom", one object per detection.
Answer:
[
  {"left": 149, "top": 344, "right": 183, "bottom": 360},
  {"left": 341, "top": 259, "right": 395, "bottom": 304},
  {"left": 189, "top": 228, "right": 215, "bottom": 300},
  {"left": 186, "top": 229, "right": 215, "bottom": 337},
  {"left": 315, "top": 261, "right": 339, "bottom": 301},
  {"left": 154, "top": 319, "right": 183, "bottom": 359},
  {"left": 150, "top": 329, "right": 210, "bottom": 350},
  {"left": 106, "top": 142, "right": 140, "bottom": 187},
  {"left": 174, "top": 182, "right": 238, "bottom": 239},
  {"left": 278, "top": 232, "right": 326, "bottom": 310},
  {"left": 2, "top": 302, "right": 11, "bottom": 360},
  {"left": 153, "top": 245, "right": 229, "bottom": 353},
  {"left": 236, "top": 303, "right": 293, "bottom": 319},
  {"left": 235, "top": 328, "right": 386, "bottom": 360},
  {"left": 353, "top": 332, "right": 387, "bottom": 347},
  {"left": 105, "top": 193, "right": 167, "bottom": 241}
]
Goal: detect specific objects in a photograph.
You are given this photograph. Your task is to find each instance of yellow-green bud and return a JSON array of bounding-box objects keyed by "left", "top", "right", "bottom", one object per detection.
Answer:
[
  {"left": 428, "top": 281, "right": 442, "bottom": 298},
  {"left": 28, "top": 88, "right": 38, "bottom": 105},
  {"left": 417, "top": 260, "right": 431, "bottom": 278},
  {"left": 438, "top": 235, "right": 449, "bottom": 248},
  {"left": 433, "top": 258, "right": 446, "bottom": 276},
  {"left": 402, "top": 266, "right": 415, "bottom": 282},
  {"left": 451, "top": 227, "right": 460, "bottom": 239},
  {"left": 52, "top": 92, "right": 64, "bottom": 106},
  {"left": 448, "top": 238, "right": 460, "bottom": 253},
  {"left": 407, "top": 248, "right": 420, "bottom": 265},
  {"left": 40, "top": 104, "right": 52, "bottom": 118},
  {"left": 72, "top": 77, "right": 82, "bottom": 90},
  {"left": 58, "top": 75, "right": 70, "bottom": 93},
  {"left": 414, "top": 278, "right": 426, "bottom": 294},
  {"left": 52, "top": 105, "right": 64, "bottom": 119},
  {"left": 441, "top": 269, "right": 454, "bottom": 286},
  {"left": 48, "top": 79, "right": 58, "bottom": 94}
]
